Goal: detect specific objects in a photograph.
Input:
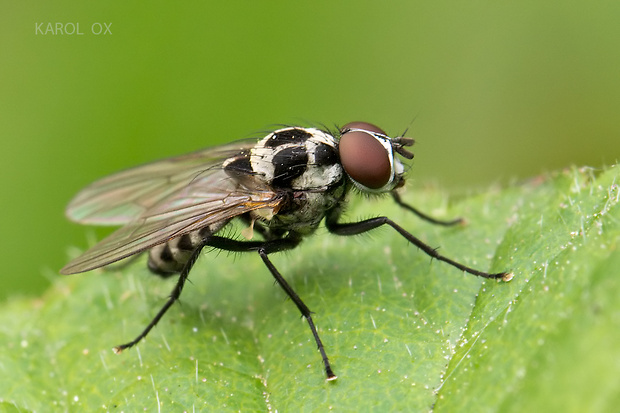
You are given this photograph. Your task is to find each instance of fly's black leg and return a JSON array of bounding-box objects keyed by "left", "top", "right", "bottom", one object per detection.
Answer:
[
  {"left": 114, "top": 234, "right": 299, "bottom": 353},
  {"left": 392, "top": 191, "right": 464, "bottom": 226},
  {"left": 327, "top": 216, "right": 511, "bottom": 281},
  {"left": 117, "top": 232, "right": 337, "bottom": 380},
  {"left": 206, "top": 234, "right": 337, "bottom": 380},
  {"left": 113, "top": 243, "right": 206, "bottom": 353},
  {"left": 258, "top": 249, "right": 337, "bottom": 380}
]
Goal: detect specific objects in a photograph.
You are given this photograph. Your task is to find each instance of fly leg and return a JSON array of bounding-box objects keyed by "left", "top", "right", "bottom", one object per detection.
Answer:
[
  {"left": 113, "top": 234, "right": 294, "bottom": 353},
  {"left": 114, "top": 243, "right": 206, "bottom": 353},
  {"left": 116, "top": 232, "right": 337, "bottom": 380},
  {"left": 206, "top": 234, "right": 337, "bottom": 380},
  {"left": 326, "top": 214, "right": 511, "bottom": 280},
  {"left": 391, "top": 191, "right": 464, "bottom": 226}
]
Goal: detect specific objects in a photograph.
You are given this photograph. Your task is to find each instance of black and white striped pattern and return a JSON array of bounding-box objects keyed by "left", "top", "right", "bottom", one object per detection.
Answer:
[{"left": 148, "top": 127, "right": 346, "bottom": 275}]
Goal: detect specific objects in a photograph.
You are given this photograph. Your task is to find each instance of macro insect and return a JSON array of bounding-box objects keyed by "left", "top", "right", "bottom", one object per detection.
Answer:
[{"left": 61, "top": 121, "right": 511, "bottom": 380}]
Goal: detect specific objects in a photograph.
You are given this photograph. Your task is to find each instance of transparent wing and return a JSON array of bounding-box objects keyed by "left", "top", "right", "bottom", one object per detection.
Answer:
[
  {"left": 62, "top": 140, "right": 285, "bottom": 274},
  {"left": 66, "top": 140, "right": 257, "bottom": 225},
  {"left": 61, "top": 168, "right": 284, "bottom": 274}
]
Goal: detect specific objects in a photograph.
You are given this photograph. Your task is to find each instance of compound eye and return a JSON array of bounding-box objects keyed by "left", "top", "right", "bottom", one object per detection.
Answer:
[{"left": 339, "top": 123, "right": 391, "bottom": 189}]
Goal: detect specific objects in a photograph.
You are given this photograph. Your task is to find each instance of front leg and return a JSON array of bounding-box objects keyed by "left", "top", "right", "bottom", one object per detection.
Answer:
[{"left": 326, "top": 213, "right": 510, "bottom": 281}]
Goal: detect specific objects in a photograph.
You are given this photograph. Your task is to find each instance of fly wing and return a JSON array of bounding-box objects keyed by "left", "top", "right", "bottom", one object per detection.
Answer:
[
  {"left": 61, "top": 167, "right": 283, "bottom": 274},
  {"left": 65, "top": 140, "right": 257, "bottom": 225}
]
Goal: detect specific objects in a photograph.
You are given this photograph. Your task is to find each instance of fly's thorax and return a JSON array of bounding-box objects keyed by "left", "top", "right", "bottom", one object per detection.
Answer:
[
  {"left": 222, "top": 127, "right": 349, "bottom": 237},
  {"left": 223, "top": 127, "right": 344, "bottom": 191}
]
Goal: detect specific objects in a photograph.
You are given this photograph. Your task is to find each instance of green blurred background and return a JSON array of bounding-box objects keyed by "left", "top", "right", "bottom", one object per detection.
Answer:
[{"left": 1, "top": 1, "right": 619, "bottom": 299}]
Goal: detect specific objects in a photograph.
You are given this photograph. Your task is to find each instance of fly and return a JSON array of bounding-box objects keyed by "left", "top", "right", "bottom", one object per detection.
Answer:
[{"left": 61, "top": 121, "right": 512, "bottom": 380}]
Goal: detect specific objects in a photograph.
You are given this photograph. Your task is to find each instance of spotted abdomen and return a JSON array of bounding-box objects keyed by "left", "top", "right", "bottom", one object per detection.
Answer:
[{"left": 147, "top": 222, "right": 227, "bottom": 276}]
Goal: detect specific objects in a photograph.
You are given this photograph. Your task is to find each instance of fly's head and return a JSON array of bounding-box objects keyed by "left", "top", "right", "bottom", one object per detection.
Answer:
[{"left": 338, "top": 121, "right": 414, "bottom": 193}]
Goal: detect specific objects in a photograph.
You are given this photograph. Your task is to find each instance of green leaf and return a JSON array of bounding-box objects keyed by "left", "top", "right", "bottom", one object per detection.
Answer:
[{"left": 1, "top": 165, "right": 619, "bottom": 411}]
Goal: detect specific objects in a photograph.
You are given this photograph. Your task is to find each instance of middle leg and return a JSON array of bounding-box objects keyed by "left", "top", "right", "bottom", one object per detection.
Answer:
[{"left": 206, "top": 234, "right": 337, "bottom": 380}]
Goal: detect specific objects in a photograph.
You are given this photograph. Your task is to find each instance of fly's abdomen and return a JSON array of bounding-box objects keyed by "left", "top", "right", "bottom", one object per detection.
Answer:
[{"left": 147, "top": 222, "right": 226, "bottom": 276}]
